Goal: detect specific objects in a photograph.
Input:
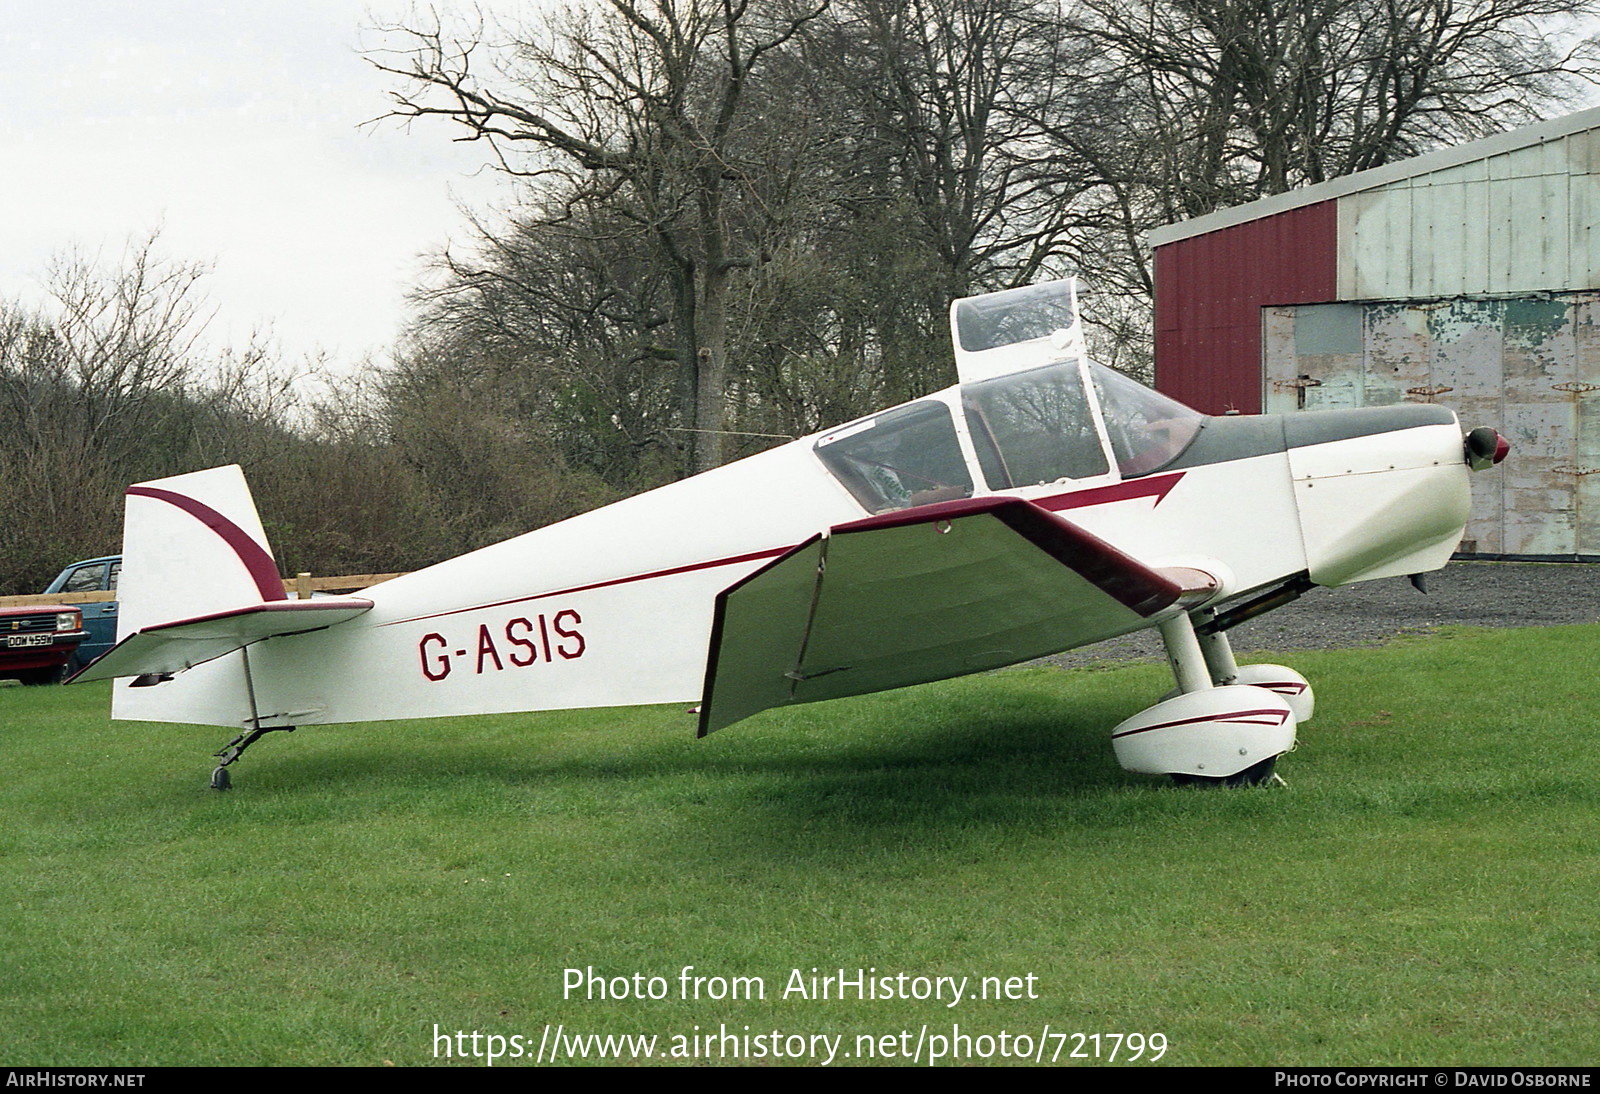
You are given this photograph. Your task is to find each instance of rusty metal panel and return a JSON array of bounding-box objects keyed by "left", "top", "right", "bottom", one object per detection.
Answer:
[
  {"left": 1427, "top": 300, "right": 1505, "bottom": 403},
  {"left": 1428, "top": 300, "right": 1506, "bottom": 555},
  {"left": 1364, "top": 304, "right": 1433, "bottom": 407},
  {"left": 1275, "top": 303, "right": 1367, "bottom": 412},
  {"left": 1574, "top": 299, "right": 1600, "bottom": 553},
  {"left": 1261, "top": 307, "right": 1300, "bottom": 413},
  {"left": 1495, "top": 297, "right": 1578, "bottom": 555},
  {"left": 1294, "top": 303, "right": 1363, "bottom": 355},
  {"left": 1265, "top": 293, "right": 1600, "bottom": 557}
]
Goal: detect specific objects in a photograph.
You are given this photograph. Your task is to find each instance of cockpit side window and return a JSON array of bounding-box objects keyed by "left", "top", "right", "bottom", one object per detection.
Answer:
[
  {"left": 814, "top": 401, "right": 974, "bottom": 514},
  {"left": 961, "top": 362, "right": 1109, "bottom": 489},
  {"left": 1088, "top": 361, "right": 1205, "bottom": 477}
]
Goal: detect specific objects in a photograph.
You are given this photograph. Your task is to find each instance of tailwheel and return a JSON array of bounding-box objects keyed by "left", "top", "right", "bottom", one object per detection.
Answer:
[{"left": 207, "top": 645, "right": 294, "bottom": 790}]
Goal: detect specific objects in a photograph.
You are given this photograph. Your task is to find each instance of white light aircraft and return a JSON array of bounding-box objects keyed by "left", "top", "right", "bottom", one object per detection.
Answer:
[{"left": 73, "top": 279, "right": 1508, "bottom": 789}]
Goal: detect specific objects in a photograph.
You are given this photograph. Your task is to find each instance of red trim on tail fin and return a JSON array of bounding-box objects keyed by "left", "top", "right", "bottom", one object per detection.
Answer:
[{"left": 126, "top": 486, "right": 286, "bottom": 602}]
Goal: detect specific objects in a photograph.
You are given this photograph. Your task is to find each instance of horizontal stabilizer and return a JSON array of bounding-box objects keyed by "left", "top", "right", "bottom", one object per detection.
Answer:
[
  {"left": 71, "top": 598, "right": 373, "bottom": 683},
  {"left": 698, "top": 496, "right": 1215, "bottom": 736}
]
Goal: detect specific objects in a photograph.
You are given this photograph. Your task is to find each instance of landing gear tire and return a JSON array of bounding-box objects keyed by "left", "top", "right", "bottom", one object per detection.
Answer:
[
  {"left": 1170, "top": 755, "right": 1278, "bottom": 788},
  {"left": 210, "top": 766, "right": 231, "bottom": 791}
]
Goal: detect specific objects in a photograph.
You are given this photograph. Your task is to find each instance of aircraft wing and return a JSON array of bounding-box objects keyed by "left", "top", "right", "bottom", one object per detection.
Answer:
[
  {"left": 697, "top": 497, "right": 1216, "bottom": 735},
  {"left": 70, "top": 598, "right": 374, "bottom": 683}
]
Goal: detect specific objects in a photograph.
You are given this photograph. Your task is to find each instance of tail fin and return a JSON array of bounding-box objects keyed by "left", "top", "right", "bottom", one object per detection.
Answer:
[{"left": 117, "top": 465, "right": 285, "bottom": 642}]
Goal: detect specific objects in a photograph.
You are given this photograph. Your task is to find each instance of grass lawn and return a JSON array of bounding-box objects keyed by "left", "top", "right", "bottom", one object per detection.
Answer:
[{"left": 2, "top": 624, "right": 1598, "bottom": 1067}]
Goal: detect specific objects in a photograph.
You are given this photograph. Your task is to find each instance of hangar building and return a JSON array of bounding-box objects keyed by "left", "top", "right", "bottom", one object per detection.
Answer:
[{"left": 1150, "top": 106, "right": 1600, "bottom": 558}]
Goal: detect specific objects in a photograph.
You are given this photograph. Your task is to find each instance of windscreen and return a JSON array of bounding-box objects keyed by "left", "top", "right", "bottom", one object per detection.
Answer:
[{"left": 1088, "top": 362, "right": 1204, "bottom": 476}]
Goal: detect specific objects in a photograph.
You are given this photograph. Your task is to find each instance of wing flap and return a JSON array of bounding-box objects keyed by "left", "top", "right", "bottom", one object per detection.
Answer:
[
  {"left": 698, "top": 497, "right": 1213, "bottom": 735},
  {"left": 70, "top": 598, "right": 374, "bottom": 683}
]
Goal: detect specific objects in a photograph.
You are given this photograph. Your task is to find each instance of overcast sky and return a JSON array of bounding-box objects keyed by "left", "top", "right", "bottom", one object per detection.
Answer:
[
  {"left": 8, "top": 3, "right": 1598, "bottom": 374},
  {"left": 0, "top": 2, "right": 531, "bottom": 367}
]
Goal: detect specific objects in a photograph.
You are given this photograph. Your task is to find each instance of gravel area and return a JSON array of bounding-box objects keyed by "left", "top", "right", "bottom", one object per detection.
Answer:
[{"left": 1040, "top": 561, "right": 1600, "bottom": 669}]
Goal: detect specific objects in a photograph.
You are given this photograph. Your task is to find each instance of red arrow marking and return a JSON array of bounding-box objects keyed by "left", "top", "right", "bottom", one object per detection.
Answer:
[{"left": 1034, "top": 471, "right": 1184, "bottom": 513}]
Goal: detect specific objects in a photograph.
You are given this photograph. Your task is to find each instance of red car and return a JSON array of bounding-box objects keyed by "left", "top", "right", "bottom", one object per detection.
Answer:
[{"left": 0, "top": 605, "right": 88, "bottom": 685}]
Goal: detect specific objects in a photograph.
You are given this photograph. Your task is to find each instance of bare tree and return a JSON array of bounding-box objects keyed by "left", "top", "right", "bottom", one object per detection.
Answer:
[
  {"left": 410, "top": 193, "right": 691, "bottom": 490},
  {"left": 373, "top": 0, "right": 829, "bottom": 474},
  {"left": 824, "top": 0, "right": 1097, "bottom": 290},
  {"left": 725, "top": 0, "right": 1117, "bottom": 400},
  {"left": 1067, "top": 0, "right": 1600, "bottom": 222},
  {"left": 5, "top": 235, "right": 210, "bottom": 473}
]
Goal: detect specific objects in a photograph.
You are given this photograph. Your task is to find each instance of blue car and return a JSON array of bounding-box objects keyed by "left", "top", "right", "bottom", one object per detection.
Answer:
[{"left": 44, "top": 555, "right": 120, "bottom": 669}]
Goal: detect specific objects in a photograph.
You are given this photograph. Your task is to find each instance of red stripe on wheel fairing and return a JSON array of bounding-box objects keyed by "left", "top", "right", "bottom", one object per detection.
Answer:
[
  {"left": 1111, "top": 707, "right": 1291, "bottom": 739},
  {"left": 1254, "top": 681, "right": 1308, "bottom": 694},
  {"left": 126, "top": 486, "right": 286, "bottom": 602}
]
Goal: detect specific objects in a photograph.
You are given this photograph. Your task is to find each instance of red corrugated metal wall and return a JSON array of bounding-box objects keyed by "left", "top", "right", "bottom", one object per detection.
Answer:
[{"left": 1153, "top": 200, "right": 1339, "bottom": 414}]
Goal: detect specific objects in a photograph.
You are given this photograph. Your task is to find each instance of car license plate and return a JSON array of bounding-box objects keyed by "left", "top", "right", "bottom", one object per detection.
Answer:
[{"left": 5, "top": 634, "right": 51, "bottom": 648}]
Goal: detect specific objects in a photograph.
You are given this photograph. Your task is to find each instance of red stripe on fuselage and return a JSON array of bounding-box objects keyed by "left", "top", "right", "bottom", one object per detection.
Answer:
[
  {"left": 379, "top": 546, "right": 794, "bottom": 628},
  {"left": 379, "top": 473, "right": 1184, "bottom": 628},
  {"left": 1033, "top": 472, "right": 1183, "bottom": 513}
]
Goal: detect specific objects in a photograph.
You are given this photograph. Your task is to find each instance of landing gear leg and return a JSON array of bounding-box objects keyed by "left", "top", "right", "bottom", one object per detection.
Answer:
[
  {"left": 1158, "top": 611, "right": 1214, "bottom": 695},
  {"left": 211, "top": 724, "right": 295, "bottom": 790},
  {"left": 1193, "top": 608, "right": 1240, "bottom": 686},
  {"left": 1193, "top": 605, "right": 1315, "bottom": 721},
  {"left": 207, "top": 645, "right": 294, "bottom": 790}
]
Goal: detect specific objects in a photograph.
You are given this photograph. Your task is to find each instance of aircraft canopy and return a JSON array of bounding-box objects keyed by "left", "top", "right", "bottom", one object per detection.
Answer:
[{"left": 814, "top": 359, "right": 1204, "bottom": 510}]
